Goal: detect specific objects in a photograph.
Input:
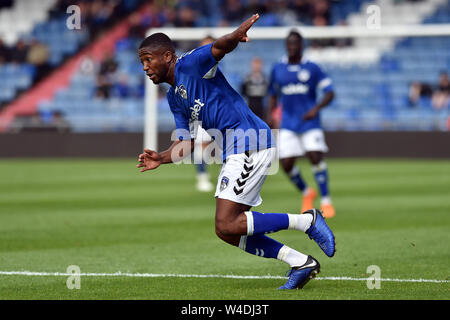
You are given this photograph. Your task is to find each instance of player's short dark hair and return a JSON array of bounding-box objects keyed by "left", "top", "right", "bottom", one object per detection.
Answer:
[
  {"left": 139, "top": 32, "right": 175, "bottom": 53},
  {"left": 287, "top": 30, "right": 303, "bottom": 42}
]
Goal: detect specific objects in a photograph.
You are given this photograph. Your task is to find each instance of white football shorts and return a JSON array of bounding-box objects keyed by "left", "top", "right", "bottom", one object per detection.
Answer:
[
  {"left": 278, "top": 128, "right": 328, "bottom": 159},
  {"left": 214, "top": 147, "right": 277, "bottom": 207}
]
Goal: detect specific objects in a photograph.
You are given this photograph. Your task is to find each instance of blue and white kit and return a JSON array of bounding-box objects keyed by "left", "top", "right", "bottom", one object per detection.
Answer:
[
  {"left": 166, "top": 43, "right": 276, "bottom": 206},
  {"left": 269, "top": 57, "right": 333, "bottom": 158}
]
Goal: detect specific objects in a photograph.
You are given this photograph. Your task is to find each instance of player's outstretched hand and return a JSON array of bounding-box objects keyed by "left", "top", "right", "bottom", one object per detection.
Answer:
[
  {"left": 235, "top": 13, "right": 260, "bottom": 42},
  {"left": 137, "top": 148, "right": 161, "bottom": 172}
]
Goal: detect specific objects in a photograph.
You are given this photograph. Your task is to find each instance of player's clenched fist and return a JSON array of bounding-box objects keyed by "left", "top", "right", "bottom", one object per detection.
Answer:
[{"left": 137, "top": 148, "right": 162, "bottom": 172}]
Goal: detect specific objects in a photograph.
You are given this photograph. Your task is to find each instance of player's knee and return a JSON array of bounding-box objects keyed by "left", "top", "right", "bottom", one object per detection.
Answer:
[
  {"left": 215, "top": 214, "right": 246, "bottom": 236},
  {"left": 215, "top": 219, "right": 232, "bottom": 236},
  {"left": 281, "top": 158, "right": 295, "bottom": 173},
  {"left": 307, "top": 152, "right": 323, "bottom": 165}
]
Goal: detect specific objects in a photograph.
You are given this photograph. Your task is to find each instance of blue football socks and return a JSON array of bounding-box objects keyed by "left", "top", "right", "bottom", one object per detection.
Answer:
[
  {"left": 239, "top": 234, "right": 284, "bottom": 259},
  {"left": 239, "top": 235, "right": 309, "bottom": 267},
  {"left": 289, "top": 166, "right": 308, "bottom": 193},
  {"left": 244, "top": 211, "right": 312, "bottom": 235},
  {"left": 312, "top": 162, "right": 329, "bottom": 197},
  {"left": 245, "top": 211, "right": 289, "bottom": 235}
]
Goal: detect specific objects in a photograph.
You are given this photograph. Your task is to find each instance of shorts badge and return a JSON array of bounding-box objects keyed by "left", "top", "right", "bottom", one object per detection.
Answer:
[{"left": 220, "top": 176, "right": 229, "bottom": 192}]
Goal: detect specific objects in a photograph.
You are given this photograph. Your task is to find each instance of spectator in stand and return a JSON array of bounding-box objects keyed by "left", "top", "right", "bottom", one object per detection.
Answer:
[
  {"left": 26, "top": 39, "right": 50, "bottom": 82},
  {"left": 310, "top": 15, "right": 335, "bottom": 48},
  {"left": 311, "top": 0, "right": 330, "bottom": 24},
  {"left": 272, "top": 0, "right": 298, "bottom": 26},
  {"left": 291, "top": 0, "right": 313, "bottom": 24},
  {"left": 432, "top": 71, "right": 450, "bottom": 110},
  {"left": 10, "top": 40, "right": 29, "bottom": 64},
  {"left": 128, "top": 12, "right": 147, "bottom": 40},
  {"left": 0, "top": 0, "right": 13, "bottom": 9},
  {"left": 241, "top": 57, "right": 269, "bottom": 120},
  {"left": 175, "top": 4, "right": 198, "bottom": 27},
  {"left": 80, "top": 0, "right": 121, "bottom": 41},
  {"left": 0, "top": 39, "right": 10, "bottom": 64},
  {"left": 408, "top": 81, "right": 433, "bottom": 107},
  {"left": 221, "top": 0, "right": 246, "bottom": 26},
  {"left": 96, "top": 53, "right": 118, "bottom": 99},
  {"left": 51, "top": 111, "right": 71, "bottom": 133}
]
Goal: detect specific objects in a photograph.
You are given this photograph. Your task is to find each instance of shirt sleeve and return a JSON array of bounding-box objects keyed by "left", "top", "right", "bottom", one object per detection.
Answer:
[
  {"left": 167, "top": 91, "right": 195, "bottom": 141},
  {"left": 177, "top": 43, "right": 218, "bottom": 79},
  {"left": 314, "top": 63, "right": 333, "bottom": 93}
]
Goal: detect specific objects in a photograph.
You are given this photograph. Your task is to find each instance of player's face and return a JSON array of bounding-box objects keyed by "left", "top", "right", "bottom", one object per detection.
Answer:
[
  {"left": 286, "top": 35, "right": 302, "bottom": 58},
  {"left": 139, "top": 47, "right": 171, "bottom": 84}
]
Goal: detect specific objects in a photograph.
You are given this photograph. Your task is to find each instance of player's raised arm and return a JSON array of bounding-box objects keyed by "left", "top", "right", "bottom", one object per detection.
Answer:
[{"left": 211, "top": 14, "right": 260, "bottom": 61}]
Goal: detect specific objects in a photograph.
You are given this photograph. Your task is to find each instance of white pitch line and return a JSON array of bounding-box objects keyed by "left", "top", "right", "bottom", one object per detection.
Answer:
[{"left": 0, "top": 271, "right": 448, "bottom": 283}]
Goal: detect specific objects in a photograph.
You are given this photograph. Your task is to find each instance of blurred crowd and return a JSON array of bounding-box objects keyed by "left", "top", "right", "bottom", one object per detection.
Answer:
[
  {"left": 0, "top": 0, "right": 344, "bottom": 83},
  {"left": 125, "top": 0, "right": 337, "bottom": 30},
  {"left": 49, "top": 0, "right": 141, "bottom": 40},
  {"left": 0, "top": 0, "right": 141, "bottom": 79},
  {"left": 0, "top": 38, "right": 51, "bottom": 82},
  {"left": 409, "top": 71, "right": 450, "bottom": 110}
]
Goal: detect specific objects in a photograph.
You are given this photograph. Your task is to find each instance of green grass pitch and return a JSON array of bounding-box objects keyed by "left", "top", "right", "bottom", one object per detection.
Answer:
[{"left": 0, "top": 158, "right": 448, "bottom": 300}]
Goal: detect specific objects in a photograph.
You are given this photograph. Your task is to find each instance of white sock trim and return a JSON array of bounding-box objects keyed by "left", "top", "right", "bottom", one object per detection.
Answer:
[
  {"left": 277, "top": 245, "right": 308, "bottom": 267},
  {"left": 287, "top": 213, "right": 313, "bottom": 232},
  {"left": 289, "top": 166, "right": 300, "bottom": 177},
  {"left": 287, "top": 213, "right": 298, "bottom": 230},
  {"left": 244, "top": 211, "right": 254, "bottom": 236},
  {"left": 312, "top": 161, "right": 327, "bottom": 173},
  {"left": 321, "top": 196, "right": 332, "bottom": 205},
  {"left": 238, "top": 236, "right": 247, "bottom": 250},
  {"left": 277, "top": 245, "right": 290, "bottom": 261}
]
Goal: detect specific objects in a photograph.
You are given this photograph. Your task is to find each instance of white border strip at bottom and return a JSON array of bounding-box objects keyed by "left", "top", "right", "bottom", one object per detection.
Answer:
[{"left": 0, "top": 271, "right": 448, "bottom": 283}]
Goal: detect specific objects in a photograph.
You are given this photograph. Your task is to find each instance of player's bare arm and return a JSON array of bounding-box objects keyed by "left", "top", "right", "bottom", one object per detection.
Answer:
[
  {"left": 303, "top": 91, "right": 335, "bottom": 120},
  {"left": 137, "top": 139, "right": 195, "bottom": 172},
  {"left": 211, "top": 13, "right": 260, "bottom": 61},
  {"left": 266, "top": 94, "right": 279, "bottom": 129}
]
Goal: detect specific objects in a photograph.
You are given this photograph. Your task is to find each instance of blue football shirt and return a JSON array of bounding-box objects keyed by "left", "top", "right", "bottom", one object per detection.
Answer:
[
  {"left": 268, "top": 57, "right": 333, "bottom": 133},
  {"left": 166, "top": 43, "right": 274, "bottom": 160}
]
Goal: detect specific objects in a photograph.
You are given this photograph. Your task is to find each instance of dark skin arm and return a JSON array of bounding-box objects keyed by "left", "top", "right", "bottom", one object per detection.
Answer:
[
  {"left": 137, "top": 139, "right": 195, "bottom": 172},
  {"left": 266, "top": 95, "right": 279, "bottom": 129},
  {"left": 211, "top": 14, "right": 260, "bottom": 61},
  {"left": 267, "top": 91, "right": 334, "bottom": 127},
  {"left": 303, "top": 91, "right": 334, "bottom": 120}
]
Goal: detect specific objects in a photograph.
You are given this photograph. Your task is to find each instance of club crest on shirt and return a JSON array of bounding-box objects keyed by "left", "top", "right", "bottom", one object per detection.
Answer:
[
  {"left": 175, "top": 84, "right": 187, "bottom": 99},
  {"left": 297, "top": 70, "right": 310, "bottom": 82},
  {"left": 220, "top": 176, "right": 229, "bottom": 191}
]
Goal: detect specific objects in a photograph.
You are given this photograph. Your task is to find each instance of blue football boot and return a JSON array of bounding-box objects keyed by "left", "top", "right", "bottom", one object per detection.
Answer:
[
  {"left": 278, "top": 255, "right": 320, "bottom": 290},
  {"left": 304, "top": 208, "right": 336, "bottom": 257}
]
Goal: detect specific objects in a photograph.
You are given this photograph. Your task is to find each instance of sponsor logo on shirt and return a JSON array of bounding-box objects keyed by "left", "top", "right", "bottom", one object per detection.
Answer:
[
  {"left": 191, "top": 99, "right": 204, "bottom": 120},
  {"left": 281, "top": 83, "right": 309, "bottom": 95}
]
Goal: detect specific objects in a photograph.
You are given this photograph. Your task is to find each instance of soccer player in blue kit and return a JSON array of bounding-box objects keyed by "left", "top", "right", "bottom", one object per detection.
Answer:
[
  {"left": 267, "top": 30, "right": 336, "bottom": 218},
  {"left": 136, "top": 15, "right": 335, "bottom": 289}
]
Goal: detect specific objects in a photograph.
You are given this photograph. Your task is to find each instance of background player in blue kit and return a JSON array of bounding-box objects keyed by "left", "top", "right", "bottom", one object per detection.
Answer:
[
  {"left": 136, "top": 15, "right": 335, "bottom": 290},
  {"left": 267, "top": 30, "right": 336, "bottom": 218}
]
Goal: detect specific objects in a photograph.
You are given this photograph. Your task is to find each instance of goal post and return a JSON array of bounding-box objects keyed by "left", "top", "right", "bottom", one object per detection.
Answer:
[{"left": 144, "top": 23, "right": 450, "bottom": 149}]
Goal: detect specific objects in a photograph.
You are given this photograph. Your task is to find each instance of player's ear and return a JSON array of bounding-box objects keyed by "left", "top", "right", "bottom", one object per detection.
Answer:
[{"left": 163, "top": 51, "right": 173, "bottom": 63}]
